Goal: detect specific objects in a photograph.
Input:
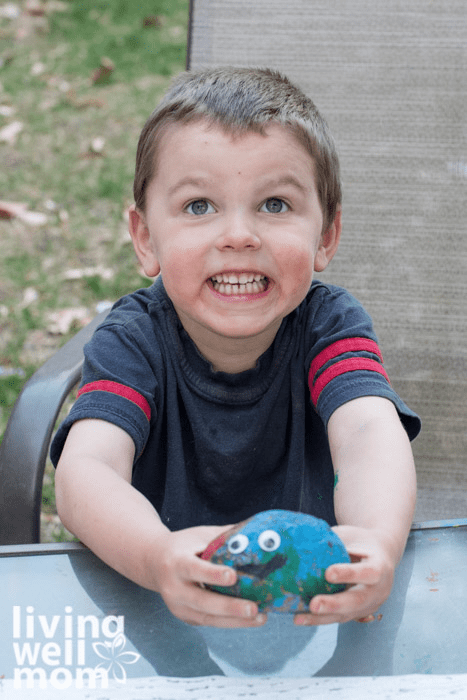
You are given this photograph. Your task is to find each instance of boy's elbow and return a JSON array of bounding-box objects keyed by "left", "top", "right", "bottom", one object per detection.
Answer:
[{"left": 54, "top": 457, "right": 74, "bottom": 531}]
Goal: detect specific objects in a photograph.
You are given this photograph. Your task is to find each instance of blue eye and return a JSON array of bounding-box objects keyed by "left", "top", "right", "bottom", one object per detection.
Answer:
[
  {"left": 260, "top": 198, "right": 289, "bottom": 214},
  {"left": 186, "top": 200, "right": 215, "bottom": 215}
]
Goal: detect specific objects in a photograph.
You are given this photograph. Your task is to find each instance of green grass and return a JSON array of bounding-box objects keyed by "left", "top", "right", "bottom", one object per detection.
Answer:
[
  {"left": 0, "top": 0, "right": 189, "bottom": 541},
  {"left": 50, "top": 0, "right": 186, "bottom": 79}
]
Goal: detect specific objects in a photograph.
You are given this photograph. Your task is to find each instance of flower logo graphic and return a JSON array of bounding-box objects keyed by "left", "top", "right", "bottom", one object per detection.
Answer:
[{"left": 92, "top": 633, "right": 141, "bottom": 683}]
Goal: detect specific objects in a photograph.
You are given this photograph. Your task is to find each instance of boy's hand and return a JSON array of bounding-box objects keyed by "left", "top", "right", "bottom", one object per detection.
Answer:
[
  {"left": 151, "top": 525, "right": 268, "bottom": 628},
  {"left": 294, "top": 525, "right": 395, "bottom": 626}
]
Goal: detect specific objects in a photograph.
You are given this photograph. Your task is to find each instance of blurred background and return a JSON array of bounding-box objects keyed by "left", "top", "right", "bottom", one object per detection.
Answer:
[{"left": 0, "top": 0, "right": 189, "bottom": 540}]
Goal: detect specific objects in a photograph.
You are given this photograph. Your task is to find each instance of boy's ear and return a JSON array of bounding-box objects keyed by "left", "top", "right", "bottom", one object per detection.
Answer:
[
  {"left": 128, "top": 205, "right": 161, "bottom": 277},
  {"left": 314, "top": 207, "right": 342, "bottom": 272}
]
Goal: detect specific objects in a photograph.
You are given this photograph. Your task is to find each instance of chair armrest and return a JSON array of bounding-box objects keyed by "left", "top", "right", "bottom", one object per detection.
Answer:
[{"left": 0, "top": 309, "right": 110, "bottom": 545}]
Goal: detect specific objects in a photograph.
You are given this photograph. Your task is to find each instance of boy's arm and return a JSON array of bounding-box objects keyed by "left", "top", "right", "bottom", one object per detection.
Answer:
[
  {"left": 55, "top": 419, "right": 266, "bottom": 628},
  {"left": 295, "top": 395, "right": 416, "bottom": 626}
]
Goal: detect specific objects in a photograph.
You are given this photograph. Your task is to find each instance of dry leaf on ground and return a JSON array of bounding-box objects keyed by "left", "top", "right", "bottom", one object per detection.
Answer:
[
  {"left": 0, "top": 121, "right": 23, "bottom": 144},
  {"left": 19, "top": 287, "right": 39, "bottom": 308},
  {"left": 0, "top": 105, "right": 16, "bottom": 117},
  {"left": 25, "top": 0, "right": 45, "bottom": 16},
  {"left": 91, "top": 57, "right": 115, "bottom": 85},
  {"left": 0, "top": 200, "right": 48, "bottom": 225},
  {"left": 0, "top": 3, "right": 20, "bottom": 19},
  {"left": 46, "top": 307, "right": 91, "bottom": 335},
  {"left": 62, "top": 266, "right": 114, "bottom": 280},
  {"left": 143, "top": 15, "right": 164, "bottom": 28}
]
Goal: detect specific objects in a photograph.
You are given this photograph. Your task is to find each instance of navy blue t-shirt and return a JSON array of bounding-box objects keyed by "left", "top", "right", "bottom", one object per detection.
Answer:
[{"left": 51, "top": 277, "right": 420, "bottom": 531}]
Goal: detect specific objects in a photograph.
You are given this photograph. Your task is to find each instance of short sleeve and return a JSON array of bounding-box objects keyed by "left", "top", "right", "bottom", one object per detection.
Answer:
[
  {"left": 50, "top": 319, "right": 160, "bottom": 466},
  {"left": 304, "top": 284, "right": 421, "bottom": 441}
]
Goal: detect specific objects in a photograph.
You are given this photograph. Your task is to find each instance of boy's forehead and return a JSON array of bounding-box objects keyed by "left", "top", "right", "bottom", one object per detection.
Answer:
[{"left": 159, "top": 118, "right": 316, "bottom": 169}]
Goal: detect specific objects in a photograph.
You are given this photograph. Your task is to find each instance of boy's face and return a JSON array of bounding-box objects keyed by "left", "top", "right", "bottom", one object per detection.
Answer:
[{"left": 129, "top": 120, "right": 341, "bottom": 370}]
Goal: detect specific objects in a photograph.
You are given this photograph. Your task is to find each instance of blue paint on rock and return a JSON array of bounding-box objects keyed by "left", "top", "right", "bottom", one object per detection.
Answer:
[{"left": 202, "top": 509, "right": 350, "bottom": 613}]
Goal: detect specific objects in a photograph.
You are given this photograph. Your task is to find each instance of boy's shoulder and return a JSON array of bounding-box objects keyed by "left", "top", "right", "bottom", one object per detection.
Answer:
[
  {"left": 84, "top": 277, "right": 179, "bottom": 372},
  {"left": 302, "top": 280, "right": 372, "bottom": 331},
  {"left": 97, "top": 276, "right": 171, "bottom": 332},
  {"left": 104, "top": 276, "right": 164, "bottom": 315},
  {"left": 306, "top": 279, "right": 364, "bottom": 307}
]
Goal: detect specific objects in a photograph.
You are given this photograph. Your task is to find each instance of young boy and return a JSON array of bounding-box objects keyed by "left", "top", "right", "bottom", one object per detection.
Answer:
[{"left": 52, "top": 67, "right": 420, "bottom": 629}]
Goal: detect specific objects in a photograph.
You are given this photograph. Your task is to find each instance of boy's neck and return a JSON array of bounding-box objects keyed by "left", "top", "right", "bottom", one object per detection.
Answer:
[
  {"left": 204, "top": 343, "right": 265, "bottom": 374},
  {"left": 178, "top": 314, "right": 281, "bottom": 374}
]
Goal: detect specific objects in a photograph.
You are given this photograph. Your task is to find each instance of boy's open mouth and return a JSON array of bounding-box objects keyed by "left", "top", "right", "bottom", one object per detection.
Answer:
[{"left": 209, "top": 273, "right": 269, "bottom": 296}]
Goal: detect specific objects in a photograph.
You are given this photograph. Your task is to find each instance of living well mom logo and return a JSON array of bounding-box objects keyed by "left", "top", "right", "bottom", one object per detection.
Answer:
[{"left": 12, "top": 605, "right": 141, "bottom": 690}]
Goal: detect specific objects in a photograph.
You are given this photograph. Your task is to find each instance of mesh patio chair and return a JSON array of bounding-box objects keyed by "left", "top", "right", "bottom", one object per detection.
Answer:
[
  {"left": 0, "top": 311, "right": 109, "bottom": 544},
  {"left": 188, "top": 0, "right": 467, "bottom": 521}
]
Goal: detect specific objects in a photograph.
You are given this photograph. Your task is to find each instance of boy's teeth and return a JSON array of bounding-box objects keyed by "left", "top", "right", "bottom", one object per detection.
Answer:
[
  {"left": 213, "top": 273, "right": 262, "bottom": 284},
  {"left": 211, "top": 273, "right": 268, "bottom": 295}
]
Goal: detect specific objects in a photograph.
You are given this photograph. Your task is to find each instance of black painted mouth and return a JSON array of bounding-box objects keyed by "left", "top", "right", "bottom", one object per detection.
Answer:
[{"left": 235, "top": 553, "right": 287, "bottom": 579}]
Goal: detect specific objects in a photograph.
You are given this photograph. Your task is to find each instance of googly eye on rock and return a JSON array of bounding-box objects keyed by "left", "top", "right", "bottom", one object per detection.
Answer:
[{"left": 200, "top": 509, "right": 350, "bottom": 613}]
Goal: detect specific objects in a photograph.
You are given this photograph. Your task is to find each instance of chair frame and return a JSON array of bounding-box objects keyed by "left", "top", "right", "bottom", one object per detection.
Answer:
[{"left": 0, "top": 310, "right": 109, "bottom": 545}]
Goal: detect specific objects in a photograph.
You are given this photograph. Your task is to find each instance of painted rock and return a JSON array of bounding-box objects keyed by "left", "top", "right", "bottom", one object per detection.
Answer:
[{"left": 200, "top": 509, "right": 350, "bottom": 613}]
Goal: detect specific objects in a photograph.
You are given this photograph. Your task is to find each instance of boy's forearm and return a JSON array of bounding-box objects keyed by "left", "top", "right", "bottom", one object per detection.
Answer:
[
  {"left": 55, "top": 455, "right": 171, "bottom": 590},
  {"left": 329, "top": 398, "right": 417, "bottom": 564},
  {"left": 295, "top": 399, "right": 416, "bottom": 626}
]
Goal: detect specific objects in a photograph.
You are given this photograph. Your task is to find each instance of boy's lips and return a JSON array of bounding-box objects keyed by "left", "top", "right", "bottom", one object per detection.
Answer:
[{"left": 208, "top": 271, "right": 270, "bottom": 297}]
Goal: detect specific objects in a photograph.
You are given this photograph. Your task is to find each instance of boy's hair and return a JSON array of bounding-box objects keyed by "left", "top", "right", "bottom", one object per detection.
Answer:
[{"left": 133, "top": 67, "right": 341, "bottom": 231}]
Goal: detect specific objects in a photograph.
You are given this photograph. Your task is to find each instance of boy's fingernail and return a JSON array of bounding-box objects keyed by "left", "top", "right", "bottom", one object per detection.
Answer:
[
  {"left": 223, "top": 570, "right": 235, "bottom": 585},
  {"left": 254, "top": 613, "right": 267, "bottom": 624},
  {"left": 245, "top": 604, "right": 257, "bottom": 618}
]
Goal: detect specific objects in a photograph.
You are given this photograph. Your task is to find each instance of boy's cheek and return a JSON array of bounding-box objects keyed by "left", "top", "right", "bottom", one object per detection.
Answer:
[{"left": 279, "top": 252, "right": 314, "bottom": 295}]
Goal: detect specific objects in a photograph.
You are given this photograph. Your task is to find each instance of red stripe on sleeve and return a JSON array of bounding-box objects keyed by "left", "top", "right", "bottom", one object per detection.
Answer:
[
  {"left": 309, "top": 358, "right": 390, "bottom": 407},
  {"left": 309, "top": 338, "right": 383, "bottom": 380},
  {"left": 77, "top": 380, "right": 151, "bottom": 421}
]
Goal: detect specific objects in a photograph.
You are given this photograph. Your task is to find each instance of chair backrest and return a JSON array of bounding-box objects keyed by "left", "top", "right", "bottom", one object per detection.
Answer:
[
  {"left": 188, "top": 0, "right": 467, "bottom": 520},
  {"left": 0, "top": 310, "right": 109, "bottom": 544}
]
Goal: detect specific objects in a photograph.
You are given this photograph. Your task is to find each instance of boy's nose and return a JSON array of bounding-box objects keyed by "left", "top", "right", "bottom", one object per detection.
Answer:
[{"left": 216, "top": 214, "right": 261, "bottom": 251}]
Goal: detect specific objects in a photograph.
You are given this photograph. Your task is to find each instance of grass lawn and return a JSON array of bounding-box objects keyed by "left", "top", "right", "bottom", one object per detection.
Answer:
[{"left": 0, "top": 0, "right": 189, "bottom": 541}]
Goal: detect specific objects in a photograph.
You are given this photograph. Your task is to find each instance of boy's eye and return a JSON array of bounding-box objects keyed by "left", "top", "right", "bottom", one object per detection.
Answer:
[
  {"left": 260, "top": 198, "right": 289, "bottom": 214},
  {"left": 186, "top": 200, "right": 215, "bottom": 215}
]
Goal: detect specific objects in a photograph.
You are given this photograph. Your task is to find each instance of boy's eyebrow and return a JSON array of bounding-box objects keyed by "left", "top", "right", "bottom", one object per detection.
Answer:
[
  {"left": 167, "top": 176, "right": 212, "bottom": 197},
  {"left": 259, "top": 175, "right": 311, "bottom": 194},
  {"left": 167, "top": 174, "right": 313, "bottom": 197}
]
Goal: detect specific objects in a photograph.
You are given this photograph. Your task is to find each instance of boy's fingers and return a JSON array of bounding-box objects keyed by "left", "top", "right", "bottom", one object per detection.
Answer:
[
  {"left": 167, "top": 582, "right": 266, "bottom": 627},
  {"left": 186, "top": 558, "right": 237, "bottom": 587},
  {"left": 326, "top": 560, "right": 386, "bottom": 586},
  {"left": 180, "top": 608, "right": 267, "bottom": 628},
  {"left": 294, "top": 594, "right": 377, "bottom": 626},
  {"left": 203, "top": 563, "right": 237, "bottom": 587},
  {"left": 295, "top": 579, "right": 385, "bottom": 625},
  {"left": 193, "top": 592, "right": 261, "bottom": 622},
  {"left": 161, "top": 564, "right": 249, "bottom": 617}
]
